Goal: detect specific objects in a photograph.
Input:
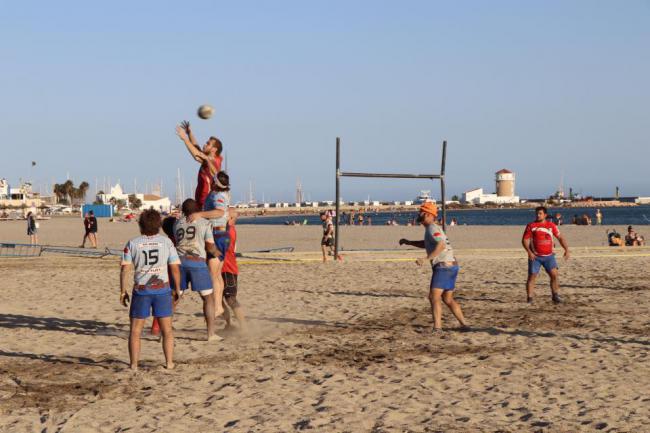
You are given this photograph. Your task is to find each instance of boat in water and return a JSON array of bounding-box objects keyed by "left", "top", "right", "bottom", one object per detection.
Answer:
[{"left": 415, "top": 190, "right": 435, "bottom": 204}]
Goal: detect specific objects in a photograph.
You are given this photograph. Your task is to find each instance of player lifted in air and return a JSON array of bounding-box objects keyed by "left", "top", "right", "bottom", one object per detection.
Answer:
[
  {"left": 522, "top": 206, "right": 570, "bottom": 304},
  {"left": 189, "top": 171, "right": 231, "bottom": 319},
  {"left": 175, "top": 121, "right": 224, "bottom": 209},
  {"left": 120, "top": 209, "right": 181, "bottom": 370},
  {"left": 399, "top": 202, "right": 468, "bottom": 333},
  {"left": 174, "top": 199, "right": 223, "bottom": 341}
]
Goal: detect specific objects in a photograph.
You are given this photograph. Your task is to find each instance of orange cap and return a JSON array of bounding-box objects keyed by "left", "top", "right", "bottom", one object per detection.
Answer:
[{"left": 419, "top": 202, "right": 438, "bottom": 217}]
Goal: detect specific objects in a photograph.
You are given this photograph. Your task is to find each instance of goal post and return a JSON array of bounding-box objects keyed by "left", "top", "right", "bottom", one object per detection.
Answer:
[{"left": 334, "top": 138, "right": 448, "bottom": 259}]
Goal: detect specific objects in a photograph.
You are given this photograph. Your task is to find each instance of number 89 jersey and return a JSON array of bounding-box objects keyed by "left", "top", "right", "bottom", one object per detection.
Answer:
[
  {"left": 122, "top": 235, "right": 180, "bottom": 289},
  {"left": 172, "top": 217, "right": 214, "bottom": 260}
]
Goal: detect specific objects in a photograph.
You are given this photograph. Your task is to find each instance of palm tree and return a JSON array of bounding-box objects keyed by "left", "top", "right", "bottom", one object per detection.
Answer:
[
  {"left": 77, "top": 181, "right": 90, "bottom": 204},
  {"left": 62, "top": 180, "right": 74, "bottom": 205}
]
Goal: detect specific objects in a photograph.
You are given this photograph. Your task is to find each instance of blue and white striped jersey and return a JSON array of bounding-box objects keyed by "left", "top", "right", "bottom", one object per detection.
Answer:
[
  {"left": 204, "top": 191, "right": 230, "bottom": 227},
  {"left": 121, "top": 235, "right": 180, "bottom": 288}
]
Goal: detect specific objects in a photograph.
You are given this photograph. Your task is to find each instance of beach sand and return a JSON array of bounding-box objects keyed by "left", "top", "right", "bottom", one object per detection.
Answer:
[{"left": 1, "top": 218, "right": 649, "bottom": 432}]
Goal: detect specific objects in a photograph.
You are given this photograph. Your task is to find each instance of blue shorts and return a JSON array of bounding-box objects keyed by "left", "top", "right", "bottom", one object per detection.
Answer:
[
  {"left": 211, "top": 230, "right": 231, "bottom": 261},
  {"left": 430, "top": 264, "right": 460, "bottom": 291},
  {"left": 528, "top": 254, "right": 558, "bottom": 275},
  {"left": 129, "top": 288, "right": 173, "bottom": 319},
  {"left": 180, "top": 257, "right": 213, "bottom": 295}
]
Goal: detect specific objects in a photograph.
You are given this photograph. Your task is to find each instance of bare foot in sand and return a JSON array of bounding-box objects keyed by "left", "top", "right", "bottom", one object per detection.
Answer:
[{"left": 208, "top": 334, "right": 224, "bottom": 342}]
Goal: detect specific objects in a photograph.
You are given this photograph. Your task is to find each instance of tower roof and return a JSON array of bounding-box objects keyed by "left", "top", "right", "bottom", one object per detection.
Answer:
[{"left": 496, "top": 168, "right": 513, "bottom": 174}]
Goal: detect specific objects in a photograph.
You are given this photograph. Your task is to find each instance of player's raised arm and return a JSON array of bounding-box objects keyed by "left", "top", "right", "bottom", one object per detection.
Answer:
[
  {"left": 176, "top": 124, "right": 207, "bottom": 164},
  {"left": 181, "top": 120, "right": 198, "bottom": 147}
]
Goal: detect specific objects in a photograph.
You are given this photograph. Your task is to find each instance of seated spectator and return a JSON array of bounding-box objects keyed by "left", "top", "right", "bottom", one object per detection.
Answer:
[
  {"left": 625, "top": 226, "right": 645, "bottom": 246},
  {"left": 607, "top": 229, "right": 624, "bottom": 247}
]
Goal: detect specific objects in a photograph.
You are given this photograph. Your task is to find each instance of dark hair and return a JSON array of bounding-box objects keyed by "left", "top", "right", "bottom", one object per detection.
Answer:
[
  {"left": 535, "top": 206, "right": 548, "bottom": 215},
  {"left": 181, "top": 198, "right": 200, "bottom": 216},
  {"left": 214, "top": 171, "right": 230, "bottom": 192},
  {"left": 209, "top": 137, "right": 223, "bottom": 156},
  {"left": 89, "top": 210, "right": 94, "bottom": 216},
  {"left": 162, "top": 216, "right": 177, "bottom": 240},
  {"left": 139, "top": 209, "right": 161, "bottom": 236}
]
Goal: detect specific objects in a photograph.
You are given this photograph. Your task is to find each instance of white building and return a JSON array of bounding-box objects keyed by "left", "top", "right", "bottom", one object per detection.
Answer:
[
  {"left": 97, "top": 184, "right": 171, "bottom": 213},
  {"left": 462, "top": 188, "right": 520, "bottom": 205},
  {"left": 139, "top": 194, "right": 172, "bottom": 213},
  {"left": 97, "top": 184, "right": 129, "bottom": 204}
]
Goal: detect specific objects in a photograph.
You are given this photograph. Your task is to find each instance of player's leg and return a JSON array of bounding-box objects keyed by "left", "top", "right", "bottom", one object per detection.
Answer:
[
  {"left": 321, "top": 243, "right": 327, "bottom": 262},
  {"left": 207, "top": 257, "right": 224, "bottom": 317},
  {"left": 223, "top": 274, "right": 247, "bottom": 331},
  {"left": 152, "top": 292, "right": 175, "bottom": 369},
  {"left": 442, "top": 290, "right": 467, "bottom": 327},
  {"left": 548, "top": 268, "right": 561, "bottom": 303},
  {"left": 526, "top": 258, "right": 540, "bottom": 303},
  {"left": 81, "top": 231, "right": 88, "bottom": 248},
  {"left": 90, "top": 232, "right": 97, "bottom": 248},
  {"left": 128, "top": 318, "right": 146, "bottom": 370},
  {"left": 201, "top": 292, "right": 219, "bottom": 340},
  {"left": 428, "top": 288, "right": 444, "bottom": 330},
  {"left": 157, "top": 317, "right": 174, "bottom": 369},
  {"left": 226, "top": 296, "right": 247, "bottom": 332}
]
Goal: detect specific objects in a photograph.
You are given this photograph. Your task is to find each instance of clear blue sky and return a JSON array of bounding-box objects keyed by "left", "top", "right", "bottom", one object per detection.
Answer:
[{"left": 1, "top": 1, "right": 648, "bottom": 202}]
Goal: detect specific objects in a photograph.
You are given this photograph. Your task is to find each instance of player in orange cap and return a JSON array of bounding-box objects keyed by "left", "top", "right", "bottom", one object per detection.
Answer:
[{"left": 399, "top": 202, "right": 468, "bottom": 333}]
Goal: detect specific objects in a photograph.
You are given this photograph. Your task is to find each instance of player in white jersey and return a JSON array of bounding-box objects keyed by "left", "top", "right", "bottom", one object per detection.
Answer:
[
  {"left": 189, "top": 171, "right": 230, "bottom": 318},
  {"left": 120, "top": 209, "right": 181, "bottom": 370},
  {"left": 174, "top": 198, "right": 222, "bottom": 341}
]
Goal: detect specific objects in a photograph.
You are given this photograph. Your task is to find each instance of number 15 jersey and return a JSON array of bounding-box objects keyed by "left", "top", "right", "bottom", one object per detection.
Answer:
[
  {"left": 121, "top": 235, "right": 180, "bottom": 289},
  {"left": 172, "top": 217, "right": 214, "bottom": 260}
]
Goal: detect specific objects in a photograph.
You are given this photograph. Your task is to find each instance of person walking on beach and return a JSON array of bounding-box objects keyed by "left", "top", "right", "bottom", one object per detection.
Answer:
[
  {"left": 120, "top": 209, "right": 182, "bottom": 370},
  {"left": 522, "top": 206, "right": 570, "bottom": 304},
  {"left": 26, "top": 211, "right": 38, "bottom": 245},
  {"left": 173, "top": 199, "right": 221, "bottom": 341},
  {"left": 399, "top": 202, "right": 468, "bottom": 332},
  {"left": 595, "top": 209, "right": 602, "bottom": 225},
  {"left": 81, "top": 211, "right": 98, "bottom": 248},
  {"left": 320, "top": 211, "right": 335, "bottom": 262},
  {"left": 175, "top": 121, "right": 223, "bottom": 209}
]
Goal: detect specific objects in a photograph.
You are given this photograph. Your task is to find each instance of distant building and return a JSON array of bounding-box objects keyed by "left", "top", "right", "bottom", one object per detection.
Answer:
[
  {"left": 462, "top": 169, "right": 520, "bottom": 205},
  {"left": 0, "top": 179, "right": 42, "bottom": 210},
  {"left": 139, "top": 194, "right": 171, "bottom": 213},
  {"left": 97, "top": 183, "right": 171, "bottom": 213},
  {"left": 495, "top": 169, "right": 515, "bottom": 197},
  {"left": 97, "top": 183, "right": 129, "bottom": 204}
]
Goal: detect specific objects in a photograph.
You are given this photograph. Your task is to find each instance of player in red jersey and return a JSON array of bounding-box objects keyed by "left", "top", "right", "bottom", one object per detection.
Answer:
[
  {"left": 175, "top": 121, "right": 224, "bottom": 209},
  {"left": 221, "top": 211, "right": 247, "bottom": 332},
  {"left": 522, "top": 206, "right": 570, "bottom": 304}
]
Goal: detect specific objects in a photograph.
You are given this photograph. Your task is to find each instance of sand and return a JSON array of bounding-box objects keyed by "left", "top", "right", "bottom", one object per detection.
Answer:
[{"left": 1, "top": 218, "right": 649, "bottom": 432}]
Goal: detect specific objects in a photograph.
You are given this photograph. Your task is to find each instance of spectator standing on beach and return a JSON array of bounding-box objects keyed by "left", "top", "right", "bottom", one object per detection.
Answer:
[
  {"left": 320, "top": 211, "right": 335, "bottom": 262},
  {"left": 81, "top": 211, "right": 98, "bottom": 248},
  {"left": 595, "top": 209, "right": 603, "bottom": 225},
  {"left": 26, "top": 211, "right": 38, "bottom": 245},
  {"left": 399, "top": 202, "right": 467, "bottom": 332},
  {"left": 522, "top": 206, "right": 570, "bottom": 304}
]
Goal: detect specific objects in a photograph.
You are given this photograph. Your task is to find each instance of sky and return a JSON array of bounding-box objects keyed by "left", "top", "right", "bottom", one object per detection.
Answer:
[{"left": 1, "top": 1, "right": 649, "bottom": 203}]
